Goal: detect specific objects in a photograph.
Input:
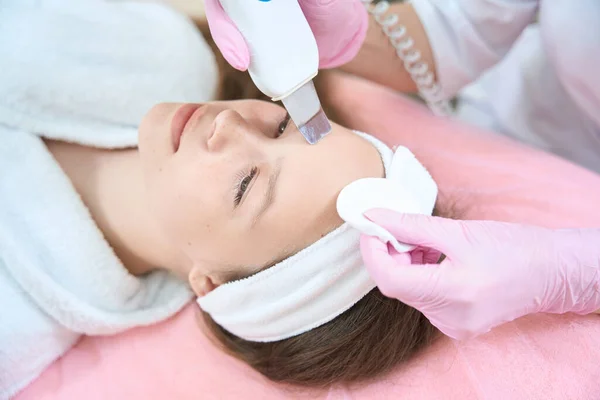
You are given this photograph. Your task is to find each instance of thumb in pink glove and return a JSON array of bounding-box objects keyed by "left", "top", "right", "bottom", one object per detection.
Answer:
[
  {"left": 360, "top": 209, "right": 600, "bottom": 340},
  {"left": 204, "top": 0, "right": 368, "bottom": 71}
]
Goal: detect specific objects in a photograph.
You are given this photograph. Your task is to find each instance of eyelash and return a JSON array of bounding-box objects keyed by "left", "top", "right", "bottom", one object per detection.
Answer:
[
  {"left": 276, "top": 113, "right": 291, "bottom": 138},
  {"left": 235, "top": 166, "right": 258, "bottom": 207}
]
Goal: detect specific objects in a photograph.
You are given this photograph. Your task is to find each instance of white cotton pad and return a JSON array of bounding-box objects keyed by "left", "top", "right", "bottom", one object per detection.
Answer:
[
  {"left": 336, "top": 146, "right": 438, "bottom": 253},
  {"left": 337, "top": 178, "right": 420, "bottom": 252}
]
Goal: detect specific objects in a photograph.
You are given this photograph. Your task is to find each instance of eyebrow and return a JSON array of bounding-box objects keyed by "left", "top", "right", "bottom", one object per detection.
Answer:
[{"left": 251, "top": 159, "right": 281, "bottom": 228}]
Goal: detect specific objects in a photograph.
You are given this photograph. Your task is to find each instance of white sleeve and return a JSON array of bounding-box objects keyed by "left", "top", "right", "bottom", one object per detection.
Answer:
[{"left": 410, "top": 0, "right": 539, "bottom": 99}]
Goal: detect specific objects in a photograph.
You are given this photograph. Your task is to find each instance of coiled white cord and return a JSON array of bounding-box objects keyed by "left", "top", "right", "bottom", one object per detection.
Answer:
[{"left": 361, "top": 0, "right": 452, "bottom": 116}]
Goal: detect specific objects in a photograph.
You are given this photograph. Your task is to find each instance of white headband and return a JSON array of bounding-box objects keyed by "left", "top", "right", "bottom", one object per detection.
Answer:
[{"left": 198, "top": 132, "right": 437, "bottom": 342}]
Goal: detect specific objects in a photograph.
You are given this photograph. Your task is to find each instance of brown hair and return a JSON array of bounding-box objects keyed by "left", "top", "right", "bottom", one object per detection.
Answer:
[
  {"left": 204, "top": 290, "right": 437, "bottom": 387},
  {"left": 195, "top": 20, "right": 441, "bottom": 387}
]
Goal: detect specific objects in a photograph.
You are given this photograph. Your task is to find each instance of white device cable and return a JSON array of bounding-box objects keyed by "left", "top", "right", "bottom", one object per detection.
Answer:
[{"left": 361, "top": 0, "right": 453, "bottom": 116}]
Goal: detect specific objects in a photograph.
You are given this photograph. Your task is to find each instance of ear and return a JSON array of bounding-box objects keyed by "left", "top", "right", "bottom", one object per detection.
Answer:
[{"left": 188, "top": 266, "right": 220, "bottom": 297}]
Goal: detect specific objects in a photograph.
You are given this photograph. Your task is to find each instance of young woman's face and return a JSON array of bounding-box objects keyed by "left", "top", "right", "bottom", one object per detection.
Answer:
[{"left": 138, "top": 100, "right": 382, "bottom": 281}]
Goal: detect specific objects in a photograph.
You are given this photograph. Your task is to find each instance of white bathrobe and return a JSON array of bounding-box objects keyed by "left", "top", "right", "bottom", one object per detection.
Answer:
[{"left": 0, "top": 1, "right": 219, "bottom": 397}]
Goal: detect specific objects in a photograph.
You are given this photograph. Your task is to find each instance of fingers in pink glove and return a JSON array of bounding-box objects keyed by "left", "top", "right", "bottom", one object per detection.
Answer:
[
  {"left": 365, "top": 209, "right": 462, "bottom": 259},
  {"left": 204, "top": 0, "right": 250, "bottom": 71},
  {"left": 359, "top": 235, "right": 446, "bottom": 301},
  {"left": 360, "top": 236, "right": 412, "bottom": 266},
  {"left": 298, "top": 0, "right": 368, "bottom": 68},
  {"left": 410, "top": 246, "right": 443, "bottom": 265}
]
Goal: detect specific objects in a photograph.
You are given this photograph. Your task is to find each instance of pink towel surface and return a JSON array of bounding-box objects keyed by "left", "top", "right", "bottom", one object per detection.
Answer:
[{"left": 17, "top": 74, "right": 600, "bottom": 400}]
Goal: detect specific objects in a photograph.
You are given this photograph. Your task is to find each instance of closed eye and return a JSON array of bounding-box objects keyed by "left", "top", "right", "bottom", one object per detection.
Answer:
[
  {"left": 234, "top": 166, "right": 257, "bottom": 207},
  {"left": 276, "top": 113, "right": 291, "bottom": 138}
]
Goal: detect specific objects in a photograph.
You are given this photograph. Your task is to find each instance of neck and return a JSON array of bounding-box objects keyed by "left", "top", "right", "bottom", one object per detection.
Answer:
[{"left": 45, "top": 140, "right": 184, "bottom": 277}]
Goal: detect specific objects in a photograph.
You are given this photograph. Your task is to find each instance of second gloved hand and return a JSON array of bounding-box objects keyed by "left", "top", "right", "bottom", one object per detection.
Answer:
[
  {"left": 360, "top": 209, "right": 600, "bottom": 340},
  {"left": 204, "top": 0, "right": 368, "bottom": 71}
]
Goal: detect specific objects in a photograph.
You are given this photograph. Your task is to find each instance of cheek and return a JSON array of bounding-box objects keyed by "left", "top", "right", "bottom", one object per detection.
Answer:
[
  {"left": 144, "top": 159, "right": 227, "bottom": 249},
  {"left": 271, "top": 174, "right": 341, "bottom": 240}
]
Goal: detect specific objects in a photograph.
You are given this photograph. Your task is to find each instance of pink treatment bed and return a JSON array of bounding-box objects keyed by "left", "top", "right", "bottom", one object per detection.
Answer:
[{"left": 16, "top": 73, "right": 600, "bottom": 399}]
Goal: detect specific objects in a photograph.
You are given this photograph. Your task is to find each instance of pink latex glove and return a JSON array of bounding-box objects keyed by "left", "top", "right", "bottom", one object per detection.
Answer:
[
  {"left": 203, "top": 0, "right": 368, "bottom": 71},
  {"left": 360, "top": 209, "right": 600, "bottom": 340}
]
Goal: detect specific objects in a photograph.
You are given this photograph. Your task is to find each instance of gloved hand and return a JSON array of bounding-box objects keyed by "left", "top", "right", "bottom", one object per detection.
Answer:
[
  {"left": 360, "top": 209, "right": 600, "bottom": 340},
  {"left": 203, "top": 0, "right": 369, "bottom": 71}
]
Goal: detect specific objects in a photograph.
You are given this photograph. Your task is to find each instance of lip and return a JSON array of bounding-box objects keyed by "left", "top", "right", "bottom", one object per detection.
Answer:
[{"left": 171, "top": 103, "right": 203, "bottom": 152}]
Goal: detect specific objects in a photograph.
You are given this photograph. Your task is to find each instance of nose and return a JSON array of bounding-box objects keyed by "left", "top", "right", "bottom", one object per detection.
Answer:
[{"left": 208, "top": 109, "right": 258, "bottom": 152}]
